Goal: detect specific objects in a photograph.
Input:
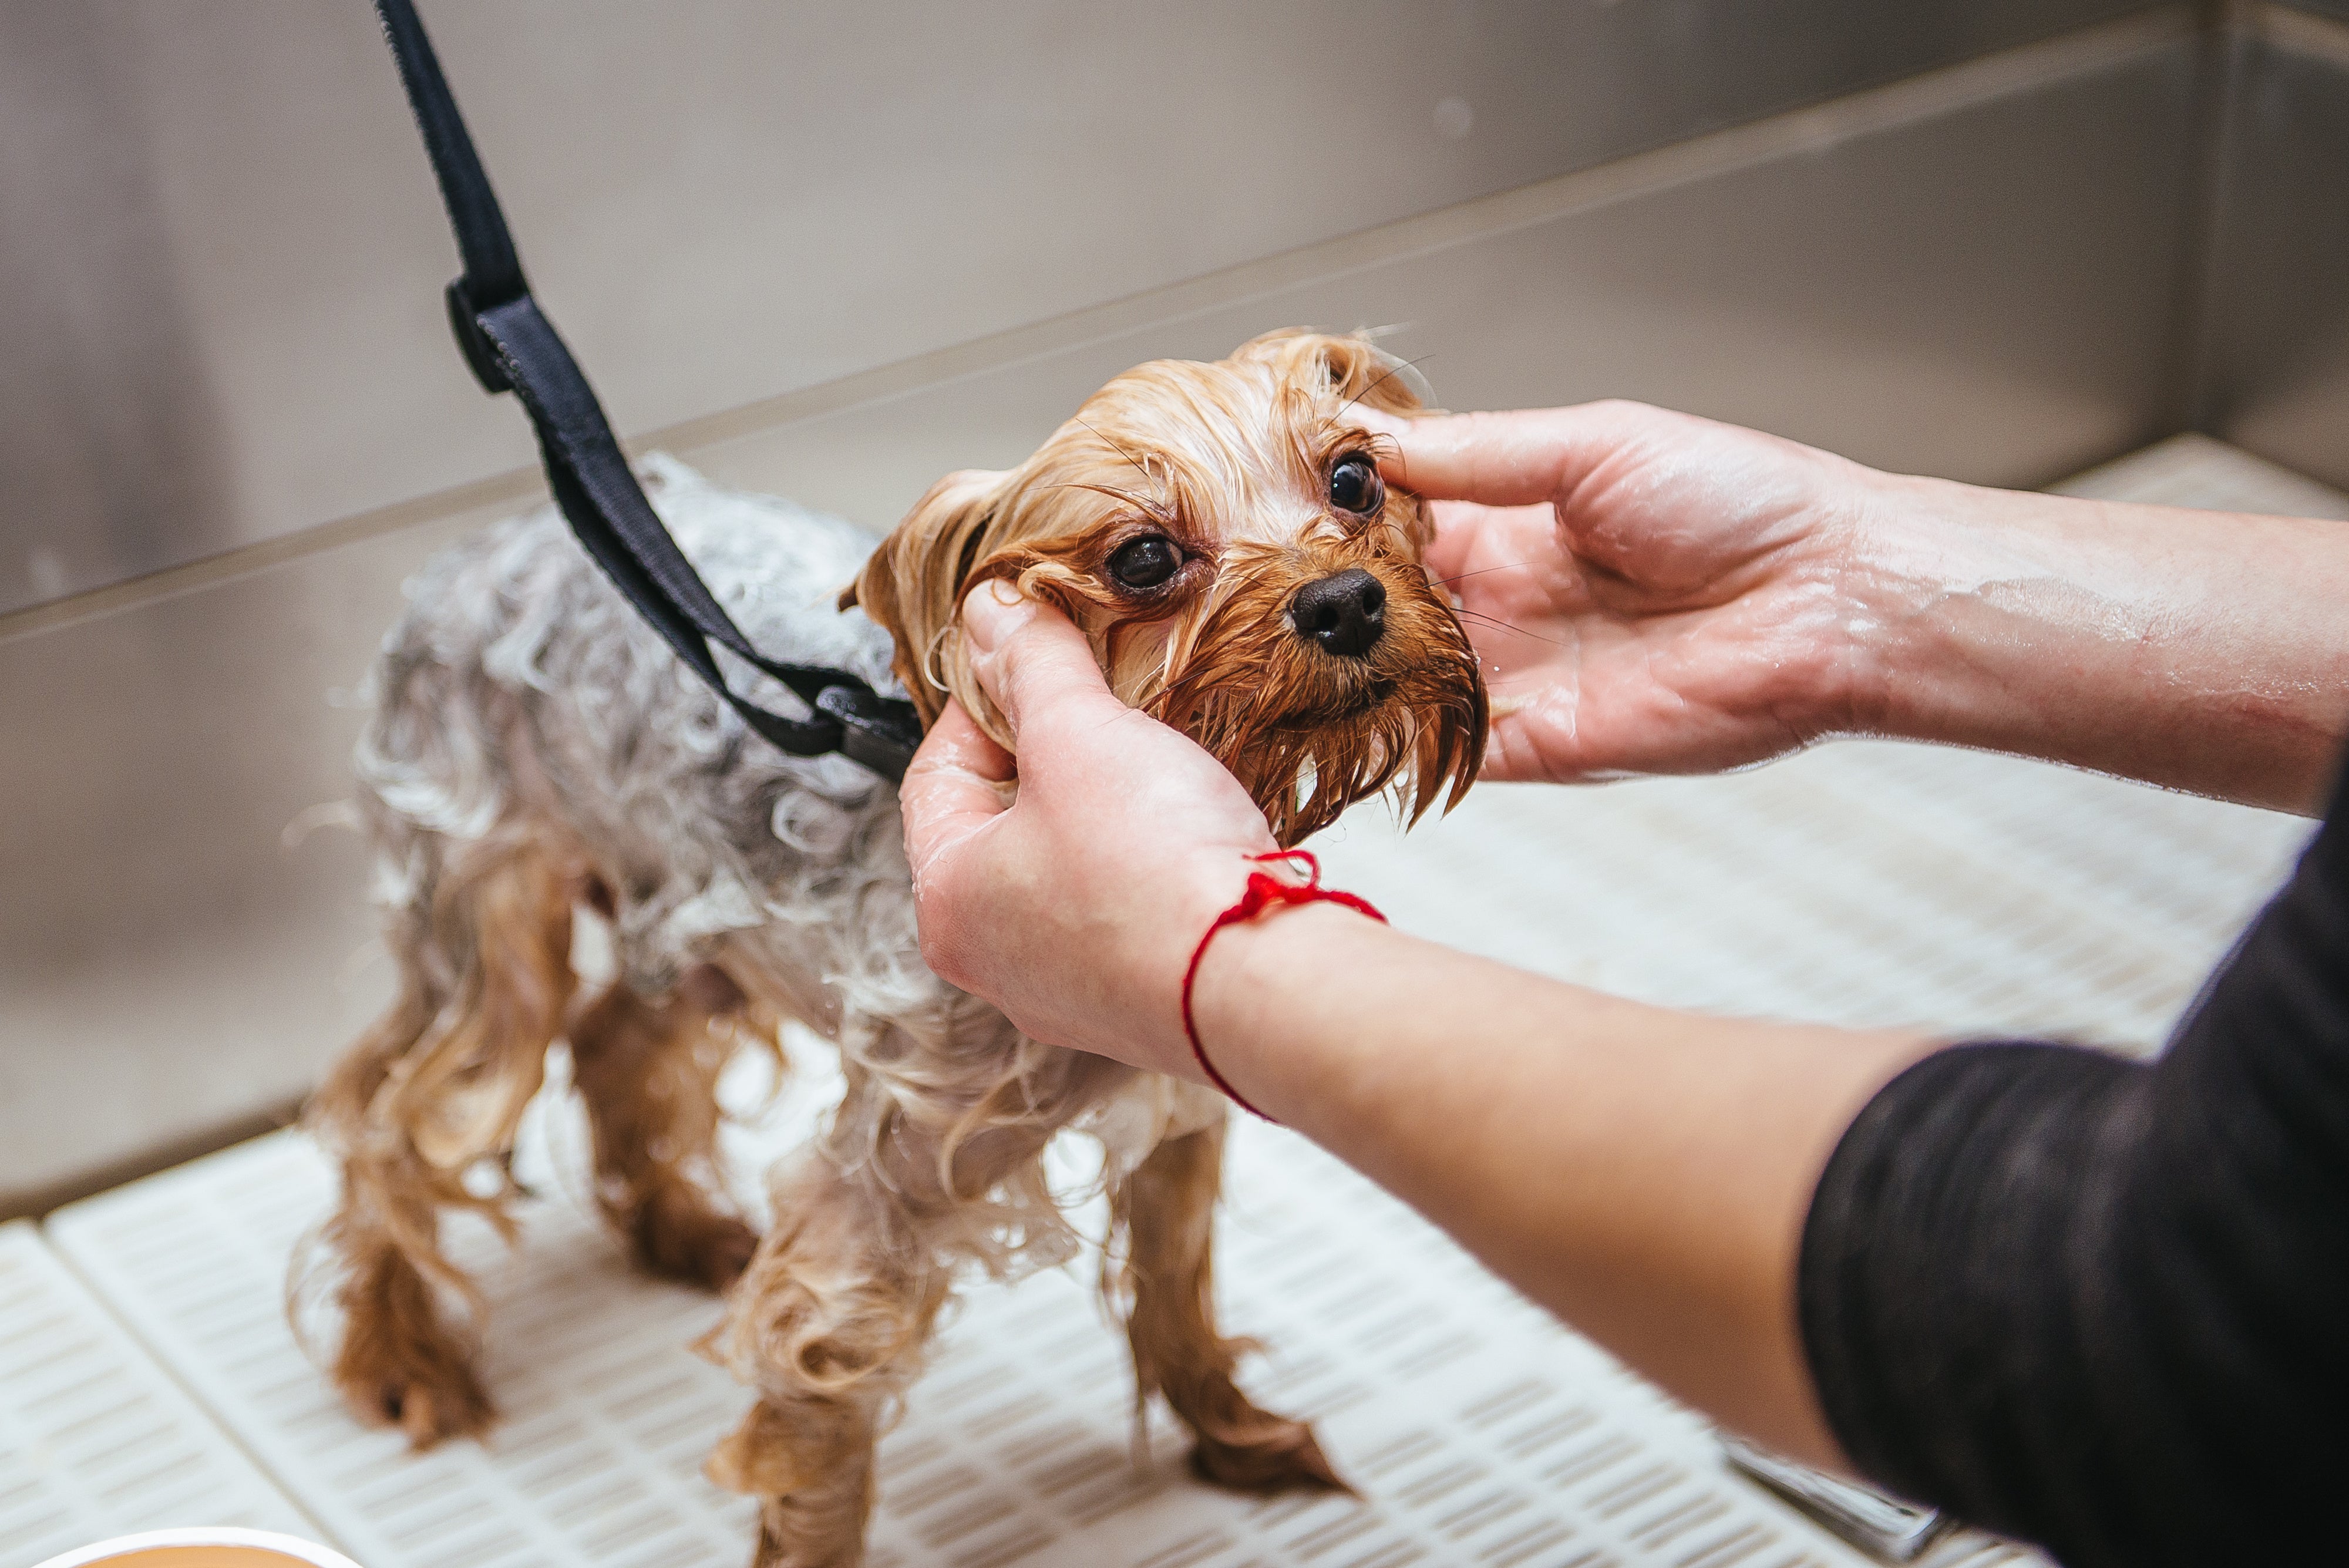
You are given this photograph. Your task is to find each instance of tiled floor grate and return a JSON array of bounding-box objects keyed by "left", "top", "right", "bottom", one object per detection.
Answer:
[
  {"left": 0, "top": 1222, "right": 317, "bottom": 1566},
  {"left": 48, "top": 1109, "right": 2051, "bottom": 1568}
]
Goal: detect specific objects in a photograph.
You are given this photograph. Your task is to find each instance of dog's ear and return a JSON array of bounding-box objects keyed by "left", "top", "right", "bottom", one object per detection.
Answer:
[
  {"left": 842, "top": 469, "right": 1007, "bottom": 730},
  {"left": 1227, "top": 328, "right": 1428, "bottom": 416}
]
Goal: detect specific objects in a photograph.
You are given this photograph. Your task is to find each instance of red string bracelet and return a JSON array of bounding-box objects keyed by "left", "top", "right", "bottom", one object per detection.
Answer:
[{"left": 1180, "top": 849, "right": 1386, "bottom": 1122}]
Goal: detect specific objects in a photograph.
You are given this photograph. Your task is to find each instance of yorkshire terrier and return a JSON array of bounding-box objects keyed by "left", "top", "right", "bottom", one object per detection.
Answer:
[{"left": 304, "top": 329, "right": 1486, "bottom": 1567}]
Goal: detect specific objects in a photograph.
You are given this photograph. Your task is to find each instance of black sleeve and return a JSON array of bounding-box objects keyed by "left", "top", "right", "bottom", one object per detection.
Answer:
[{"left": 1797, "top": 764, "right": 2349, "bottom": 1568}]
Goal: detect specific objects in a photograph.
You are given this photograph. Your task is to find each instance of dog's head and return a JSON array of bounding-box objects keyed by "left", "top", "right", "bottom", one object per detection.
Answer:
[{"left": 847, "top": 329, "right": 1485, "bottom": 844}]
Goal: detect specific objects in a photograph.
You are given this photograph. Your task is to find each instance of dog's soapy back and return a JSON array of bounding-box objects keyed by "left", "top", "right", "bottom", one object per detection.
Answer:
[{"left": 371, "top": 0, "right": 923, "bottom": 782}]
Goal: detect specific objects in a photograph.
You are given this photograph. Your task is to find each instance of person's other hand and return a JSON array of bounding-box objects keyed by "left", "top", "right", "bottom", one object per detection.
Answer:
[
  {"left": 898, "top": 583, "right": 1278, "bottom": 1078},
  {"left": 1364, "top": 402, "right": 1889, "bottom": 784}
]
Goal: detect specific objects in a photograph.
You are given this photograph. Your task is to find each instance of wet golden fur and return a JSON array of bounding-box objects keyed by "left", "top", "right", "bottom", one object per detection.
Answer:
[
  {"left": 850, "top": 329, "right": 1485, "bottom": 843},
  {"left": 302, "top": 331, "right": 1483, "bottom": 1567}
]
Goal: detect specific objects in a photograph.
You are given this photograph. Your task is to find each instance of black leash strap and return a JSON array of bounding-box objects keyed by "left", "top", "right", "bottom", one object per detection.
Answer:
[{"left": 371, "top": 0, "right": 922, "bottom": 782}]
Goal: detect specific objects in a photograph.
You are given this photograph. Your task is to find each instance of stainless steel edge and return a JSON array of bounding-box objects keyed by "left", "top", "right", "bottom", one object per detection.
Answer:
[
  {"left": 1, "top": 0, "right": 2166, "bottom": 617},
  {"left": 2197, "top": 6, "right": 2349, "bottom": 488},
  {"left": 1, "top": 6, "right": 2199, "bottom": 651},
  {"left": 2276, "top": 0, "right": 2349, "bottom": 24}
]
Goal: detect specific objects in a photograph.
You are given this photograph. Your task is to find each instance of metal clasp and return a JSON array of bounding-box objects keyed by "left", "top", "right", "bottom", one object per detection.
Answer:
[
  {"left": 444, "top": 278, "right": 514, "bottom": 394},
  {"left": 815, "top": 684, "right": 924, "bottom": 783},
  {"left": 1722, "top": 1437, "right": 1951, "bottom": 1562}
]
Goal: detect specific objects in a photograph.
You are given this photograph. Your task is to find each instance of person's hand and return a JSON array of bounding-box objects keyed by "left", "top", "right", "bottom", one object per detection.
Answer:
[
  {"left": 897, "top": 583, "right": 1280, "bottom": 1078},
  {"left": 1362, "top": 402, "right": 1889, "bottom": 784}
]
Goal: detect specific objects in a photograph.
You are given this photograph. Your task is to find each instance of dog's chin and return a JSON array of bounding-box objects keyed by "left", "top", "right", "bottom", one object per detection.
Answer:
[
  {"left": 1274, "top": 677, "right": 1402, "bottom": 729},
  {"left": 1133, "top": 593, "right": 1488, "bottom": 844},
  {"left": 1163, "top": 676, "right": 1486, "bottom": 846}
]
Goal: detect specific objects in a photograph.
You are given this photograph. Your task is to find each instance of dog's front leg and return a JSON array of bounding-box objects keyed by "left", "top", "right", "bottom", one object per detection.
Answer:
[
  {"left": 701, "top": 1149, "right": 945, "bottom": 1568},
  {"left": 1113, "top": 1115, "right": 1345, "bottom": 1492},
  {"left": 701, "top": 1029, "right": 1116, "bottom": 1567}
]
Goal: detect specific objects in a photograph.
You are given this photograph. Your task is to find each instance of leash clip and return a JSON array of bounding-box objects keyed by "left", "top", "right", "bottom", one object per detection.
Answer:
[
  {"left": 444, "top": 278, "right": 516, "bottom": 395},
  {"left": 814, "top": 684, "right": 924, "bottom": 782}
]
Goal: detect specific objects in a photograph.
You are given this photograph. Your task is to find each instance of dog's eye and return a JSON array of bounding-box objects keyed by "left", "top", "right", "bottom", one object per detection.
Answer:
[
  {"left": 1108, "top": 535, "right": 1182, "bottom": 590},
  {"left": 1328, "top": 455, "right": 1384, "bottom": 516}
]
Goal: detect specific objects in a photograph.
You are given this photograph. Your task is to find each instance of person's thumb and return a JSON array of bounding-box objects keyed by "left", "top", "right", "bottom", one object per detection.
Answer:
[
  {"left": 960, "top": 581, "right": 1120, "bottom": 742},
  {"left": 1364, "top": 406, "right": 1608, "bottom": 508}
]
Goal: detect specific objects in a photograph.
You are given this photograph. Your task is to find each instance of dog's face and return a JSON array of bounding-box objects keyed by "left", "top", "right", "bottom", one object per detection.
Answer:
[{"left": 849, "top": 329, "right": 1486, "bottom": 843}]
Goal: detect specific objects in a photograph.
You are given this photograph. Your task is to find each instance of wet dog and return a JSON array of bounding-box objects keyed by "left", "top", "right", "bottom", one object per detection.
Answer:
[{"left": 304, "top": 329, "right": 1485, "bottom": 1566}]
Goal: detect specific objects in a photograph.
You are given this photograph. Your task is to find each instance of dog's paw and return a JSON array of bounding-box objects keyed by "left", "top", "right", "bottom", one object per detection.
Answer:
[
  {"left": 330, "top": 1249, "right": 498, "bottom": 1448},
  {"left": 1190, "top": 1412, "right": 1349, "bottom": 1495},
  {"left": 376, "top": 1367, "right": 496, "bottom": 1449},
  {"left": 336, "top": 1342, "right": 495, "bottom": 1448},
  {"left": 628, "top": 1187, "right": 760, "bottom": 1293},
  {"left": 713, "top": 1403, "right": 876, "bottom": 1568}
]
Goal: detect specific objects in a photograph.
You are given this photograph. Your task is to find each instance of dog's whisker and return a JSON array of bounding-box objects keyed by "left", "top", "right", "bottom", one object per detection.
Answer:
[
  {"left": 1337, "top": 352, "right": 1435, "bottom": 419},
  {"left": 1045, "top": 481, "right": 1177, "bottom": 527},
  {"left": 1451, "top": 606, "right": 1571, "bottom": 648},
  {"left": 1432, "top": 560, "right": 1539, "bottom": 588},
  {"left": 1072, "top": 415, "right": 1172, "bottom": 510}
]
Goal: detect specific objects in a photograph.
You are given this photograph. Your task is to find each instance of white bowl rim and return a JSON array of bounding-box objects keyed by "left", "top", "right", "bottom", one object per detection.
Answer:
[{"left": 31, "top": 1527, "right": 363, "bottom": 1568}]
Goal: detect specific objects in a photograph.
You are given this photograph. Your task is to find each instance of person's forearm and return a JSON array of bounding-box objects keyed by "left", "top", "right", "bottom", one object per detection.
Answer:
[
  {"left": 1849, "top": 476, "right": 2349, "bottom": 814},
  {"left": 1190, "top": 901, "right": 1932, "bottom": 1466}
]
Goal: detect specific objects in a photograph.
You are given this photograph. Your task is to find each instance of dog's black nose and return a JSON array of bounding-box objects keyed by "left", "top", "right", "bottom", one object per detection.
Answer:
[{"left": 1291, "top": 568, "right": 1386, "bottom": 658}]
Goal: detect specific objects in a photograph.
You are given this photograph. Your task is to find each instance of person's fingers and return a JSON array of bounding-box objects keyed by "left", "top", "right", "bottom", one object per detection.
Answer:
[
  {"left": 960, "top": 583, "right": 1125, "bottom": 742},
  {"left": 1423, "top": 504, "right": 1472, "bottom": 585},
  {"left": 1424, "top": 499, "right": 1556, "bottom": 586},
  {"left": 898, "top": 699, "right": 1017, "bottom": 881},
  {"left": 914, "top": 695, "right": 1016, "bottom": 783},
  {"left": 1368, "top": 405, "right": 1651, "bottom": 507},
  {"left": 1422, "top": 498, "right": 1492, "bottom": 585}
]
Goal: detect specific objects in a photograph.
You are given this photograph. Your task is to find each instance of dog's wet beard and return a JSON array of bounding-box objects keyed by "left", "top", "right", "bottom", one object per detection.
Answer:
[
  {"left": 977, "top": 534, "right": 1486, "bottom": 847},
  {"left": 1145, "top": 545, "right": 1483, "bottom": 844}
]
